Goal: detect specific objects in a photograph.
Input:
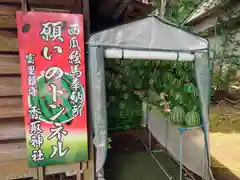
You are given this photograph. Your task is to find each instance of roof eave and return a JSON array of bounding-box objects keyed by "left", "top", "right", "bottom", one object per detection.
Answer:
[{"left": 183, "top": 0, "right": 225, "bottom": 25}]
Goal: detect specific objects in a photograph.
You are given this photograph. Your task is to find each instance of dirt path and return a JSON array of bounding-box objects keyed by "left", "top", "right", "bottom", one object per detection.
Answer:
[
  {"left": 105, "top": 132, "right": 170, "bottom": 180},
  {"left": 105, "top": 130, "right": 192, "bottom": 180},
  {"left": 210, "top": 104, "right": 240, "bottom": 180}
]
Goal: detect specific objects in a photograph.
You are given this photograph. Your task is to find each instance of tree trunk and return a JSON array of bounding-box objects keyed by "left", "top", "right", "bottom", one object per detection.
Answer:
[
  {"left": 160, "top": 0, "right": 167, "bottom": 18},
  {"left": 216, "top": 34, "right": 228, "bottom": 90}
]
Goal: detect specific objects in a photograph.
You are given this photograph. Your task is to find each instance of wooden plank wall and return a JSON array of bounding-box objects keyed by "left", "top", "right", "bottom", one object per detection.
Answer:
[{"left": 0, "top": 0, "right": 94, "bottom": 179}]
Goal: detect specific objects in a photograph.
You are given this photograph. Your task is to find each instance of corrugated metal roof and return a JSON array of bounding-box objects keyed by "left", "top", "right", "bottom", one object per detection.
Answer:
[{"left": 184, "top": 0, "right": 223, "bottom": 24}]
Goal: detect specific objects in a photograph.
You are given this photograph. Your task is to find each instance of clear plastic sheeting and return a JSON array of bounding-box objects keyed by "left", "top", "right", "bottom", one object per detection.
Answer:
[
  {"left": 195, "top": 52, "right": 212, "bottom": 166},
  {"left": 87, "top": 16, "right": 211, "bottom": 180},
  {"left": 88, "top": 16, "right": 208, "bottom": 51},
  {"left": 87, "top": 46, "right": 108, "bottom": 174}
]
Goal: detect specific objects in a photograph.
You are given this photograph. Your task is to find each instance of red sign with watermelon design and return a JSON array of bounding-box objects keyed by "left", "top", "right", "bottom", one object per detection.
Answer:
[{"left": 16, "top": 11, "right": 88, "bottom": 167}]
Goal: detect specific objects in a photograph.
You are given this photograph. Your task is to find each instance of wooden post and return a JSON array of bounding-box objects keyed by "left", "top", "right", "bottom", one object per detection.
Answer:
[
  {"left": 77, "top": 0, "right": 95, "bottom": 179},
  {"left": 37, "top": 167, "right": 44, "bottom": 180},
  {"left": 82, "top": 0, "right": 90, "bottom": 36},
  {"left": 82, "top": 0, "right": 96, "bottom": 179}
]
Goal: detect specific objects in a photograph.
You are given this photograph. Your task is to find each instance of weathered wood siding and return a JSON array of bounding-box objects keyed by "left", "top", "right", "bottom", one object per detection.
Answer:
[{"left": 0, "top": 0, "right": 94, "bottom": 180}]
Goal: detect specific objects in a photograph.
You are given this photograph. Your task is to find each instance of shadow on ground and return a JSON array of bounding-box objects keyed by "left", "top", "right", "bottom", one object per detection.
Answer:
[
  {"left": 211, "top": 158, "right": 240, "bottom": 180},
  {"left": 209, "top": 103, "right": 240, "bottom": 133},
  {"left": 209, "top": 103, "right": 240, "bottom": 180},
  {"left": 104, "top": 128, "right": 240, "bottom": 180},
  {"left": 105, "top": 130, "right": 181, "bottom": 180},
  {"left": 105, "top": 129, "right": 197, "bottom": 180}
]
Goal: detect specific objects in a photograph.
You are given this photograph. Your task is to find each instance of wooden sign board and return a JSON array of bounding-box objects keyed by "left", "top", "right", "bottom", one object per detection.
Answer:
[{"left": 16, "top": 11, "right": 88, "bottom": 167}]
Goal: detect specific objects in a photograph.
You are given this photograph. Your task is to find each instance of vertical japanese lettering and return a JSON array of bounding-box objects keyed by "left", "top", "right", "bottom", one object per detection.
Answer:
[
  {"left": 68, "top": 24, "right": 84, "bottom": 117},
  {"left": 26, "top": 53, "right": 37, "bottom": 97},
  {"left": 48, "top": 123, "right": 69, "bottom": 158},
  {"left": 41, "top": 45, "right": 63, "bottom": 60},
  {"left": 40, "top": 21, "right": 64, "bottom": 42},
  {"left": 39, "top": 20, "right": 72, "bottom": 159},
  {"left": 68, "top": 24, "right": 81, "bottom": 36},
  {"left": 40, "top": 21, "right": 64, "bottom": 60},
  {"left": 26, "top": 53, "right": 45, "bottom": 163},
  {"left": 17, "top": 12, "right": 88, "bottom": 167}
]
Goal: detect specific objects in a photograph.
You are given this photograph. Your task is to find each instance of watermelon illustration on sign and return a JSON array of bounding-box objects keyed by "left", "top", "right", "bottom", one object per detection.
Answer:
[{"left": 29, "top": 67, "right": 84, "bottom": 124}]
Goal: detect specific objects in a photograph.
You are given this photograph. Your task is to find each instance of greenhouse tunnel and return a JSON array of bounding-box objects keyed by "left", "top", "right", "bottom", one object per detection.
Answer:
[{"left": 87, "top": 16, "right": 212, "bottom": 180}]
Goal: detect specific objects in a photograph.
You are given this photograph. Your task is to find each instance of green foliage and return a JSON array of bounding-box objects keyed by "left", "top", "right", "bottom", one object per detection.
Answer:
[
  {"left": 211, "top": 3, "right": 240, "bottom": 90},
  {"left": 108, "top": 137, "right": 112, "bottom": 149},
  {"left": 105, "top": 57, "right": 202, "bottom": 129},
  {"left": 166, "top": 0, "right": 201, "bottom": 24},
  {"left": 105, "top": 59, "right": 145, "bottom": 131},
  {"left": 159, "top": 0, "right": 240, "bottom": 91},
  {"left": 154, "top": 0, "right": 201, "bottom": 24}
]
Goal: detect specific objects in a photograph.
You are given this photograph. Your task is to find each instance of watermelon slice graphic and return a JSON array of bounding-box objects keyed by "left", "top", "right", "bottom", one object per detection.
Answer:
[{"left": 29, "top": 71, "right": 84, "bottom": 124}]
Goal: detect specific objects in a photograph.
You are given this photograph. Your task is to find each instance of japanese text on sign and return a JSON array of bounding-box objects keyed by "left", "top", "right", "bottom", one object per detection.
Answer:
[{"left": 17, "top": 12, "right": 88, "bottom": 167}]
